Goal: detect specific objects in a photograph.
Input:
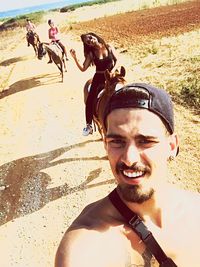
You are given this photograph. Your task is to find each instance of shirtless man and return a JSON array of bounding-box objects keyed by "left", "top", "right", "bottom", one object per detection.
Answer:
[{"left": 55, "top": 83, "right": 200, "bottom": 267}]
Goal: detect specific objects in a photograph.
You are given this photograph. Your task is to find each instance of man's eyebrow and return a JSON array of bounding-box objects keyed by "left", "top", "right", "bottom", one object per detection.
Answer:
[
  {"left": 105, "top": 134, "right": 124, "bottom": 139},
  {"left": 137, "top": 134, "right": 158, "bottom": 139},
  {"left": 105, "top": 133, "right": 159, "bottom": 139}
]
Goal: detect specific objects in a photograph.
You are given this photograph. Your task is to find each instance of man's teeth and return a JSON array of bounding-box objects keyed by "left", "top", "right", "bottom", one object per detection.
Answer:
[{"left": 123, "top": 170, "right": 144, "bottom": 178}]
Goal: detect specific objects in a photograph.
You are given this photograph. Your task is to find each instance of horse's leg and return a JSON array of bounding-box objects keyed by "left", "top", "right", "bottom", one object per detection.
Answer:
[
  {"left": 34, "top": 45, "right": 37, "bottom": 56},
  {"left": 60, "top": 60, "right": 64, "bottom": 82},
  {"left": 31, "top": 43, "right": 36, "bottom": 56},
  {"left": 60, "top": 64, "right": 63, "bottom": 82},
  {"left": 93, "top": 116, "right": 104, "bottom": 140},
  {"left": 34, "top": 37, "right": 40, "bottom": 56},
  {"left": 63, "top": 56, "right": 67, "bottom": 72},
  {"left": 36, "top": 34, "right": 40, "bottom": 43},
  {"left": 93, "top": 96, "right": 104, "bottom": 138},
  {"left": 56, "top": 61, "right": 63, "bottom": 82},
  {"left": 26, "top": 34, "right": 30, "bottom": 46},
  {"left": 36, "top": 42, "right": 40, "bottom": 57},
  {"left": 59, "top": 57, "right": 64, "bottom": 82},
  {"left": 47, "top": 51, "right": 52, "bottom": 63}
]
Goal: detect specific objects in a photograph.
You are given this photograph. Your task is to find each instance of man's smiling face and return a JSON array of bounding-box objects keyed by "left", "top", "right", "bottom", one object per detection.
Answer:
[{"left": 104, "top": 108, "right": 177, "bottom": 203}]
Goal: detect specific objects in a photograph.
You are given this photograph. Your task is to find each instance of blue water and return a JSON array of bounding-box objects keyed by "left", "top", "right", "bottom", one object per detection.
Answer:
[{"left": 0, "top": 0, "right": 93, "bottom": 19}]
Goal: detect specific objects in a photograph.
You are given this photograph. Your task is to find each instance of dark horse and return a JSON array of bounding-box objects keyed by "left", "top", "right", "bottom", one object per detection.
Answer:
[
  {"left": 38, "top": 42, "right": 67, "bottom": 83},
  {"left": 84, "top": 66, "right": 126, "bottom": 137},
  {"left": 27, "top": 31, "right": 40, "bottom": 56}
]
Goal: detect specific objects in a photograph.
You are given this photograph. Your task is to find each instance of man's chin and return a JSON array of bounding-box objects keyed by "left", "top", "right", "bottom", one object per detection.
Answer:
[{"left": 118, "top": 184, "right": 154, "bottom": 204}]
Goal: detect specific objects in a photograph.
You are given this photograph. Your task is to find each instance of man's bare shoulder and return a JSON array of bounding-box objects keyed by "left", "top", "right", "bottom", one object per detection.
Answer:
[
  {"left": 55, "top": 196, "right": 131, "bottom": 267},
  {"left": 55, "top": 227, "right": 131, "bottom": 267},
  {"left": 67, "top": 195, "right": 117, "bottom": 230}
]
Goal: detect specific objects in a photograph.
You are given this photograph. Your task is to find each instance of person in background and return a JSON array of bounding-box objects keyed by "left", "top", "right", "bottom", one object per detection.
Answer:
[
  {"left": 70, "top": 32, "right": 117, "bottom": 136},
  {"left": 54, "top": 83, "right": 200, "bottom": 267},
  {"left": 47, "top": 19, "right": 69, "bottom": 63},
  {"left": 26, "top": 18, "right": 39, "bottom": 47}
]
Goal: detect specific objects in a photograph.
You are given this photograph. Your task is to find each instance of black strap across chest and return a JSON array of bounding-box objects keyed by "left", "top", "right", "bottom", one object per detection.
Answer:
[{"left": 108, "top": 188, "right": 178, "bottom": 267}]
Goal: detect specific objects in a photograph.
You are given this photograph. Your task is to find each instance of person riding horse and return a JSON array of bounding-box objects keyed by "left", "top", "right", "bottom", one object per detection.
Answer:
[
  {"left": 70, "top": 32, "right": 117, "bottom": 136},
  {"left": 25, "top": 19, "right": 40, "bottom": 47},
  {"left": 47, "top": 19, "right": 69, "bottom": 64},
  {"left": 83, "top": 66, "right": 126, "bottom": 137}
]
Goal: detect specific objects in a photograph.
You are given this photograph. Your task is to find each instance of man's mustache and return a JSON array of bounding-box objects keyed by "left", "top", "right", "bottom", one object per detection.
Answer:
[{"left": 117, "top": 162, "right": 150, "bottom": 173}]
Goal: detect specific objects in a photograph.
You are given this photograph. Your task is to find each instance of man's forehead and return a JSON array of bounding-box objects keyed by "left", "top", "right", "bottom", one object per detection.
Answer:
[
  {"left": 106, "top": 108, "right": 167, "bottom": 134},
  {"left": 107, "top": 108, "right": 162, "bottom": 121}
]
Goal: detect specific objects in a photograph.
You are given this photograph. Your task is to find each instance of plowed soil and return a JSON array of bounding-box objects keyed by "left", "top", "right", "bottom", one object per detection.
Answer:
[{"left": 68, "top": 0, "right": 200, "bottom": 47}]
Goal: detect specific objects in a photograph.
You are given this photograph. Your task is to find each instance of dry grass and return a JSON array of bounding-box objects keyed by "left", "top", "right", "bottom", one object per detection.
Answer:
[{"left": 123, "top": 30, "right": 200, "bottom": 111}]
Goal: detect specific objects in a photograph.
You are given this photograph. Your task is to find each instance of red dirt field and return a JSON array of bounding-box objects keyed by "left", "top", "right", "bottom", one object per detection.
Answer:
[{"left": 68, "top": 0, "right": 200, "bottom": 48}]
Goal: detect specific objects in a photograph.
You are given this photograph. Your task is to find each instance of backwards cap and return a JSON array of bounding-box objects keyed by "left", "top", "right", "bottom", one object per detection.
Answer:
[{"left": 103, "top": 83, "right": 174, "bottom": 134}]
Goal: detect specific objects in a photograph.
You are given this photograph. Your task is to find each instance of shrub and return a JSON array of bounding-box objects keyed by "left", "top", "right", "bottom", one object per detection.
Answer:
[
  {"left": 180, "top": 75, "right": 200, "bottom": 110},
  {"left": 0, "top": 11, "right": 44, "bottom": 31},
  {"left": 60, "top": 0, "right": 119, "bottom": 13}
]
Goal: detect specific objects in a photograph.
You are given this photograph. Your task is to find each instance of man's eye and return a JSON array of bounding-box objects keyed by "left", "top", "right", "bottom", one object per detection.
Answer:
[
  {"left": 139, "top": 139, "right": 158, "bottom": 145},
  {"left": 108, "top": 139, "right": 125, "bottom": 148}
]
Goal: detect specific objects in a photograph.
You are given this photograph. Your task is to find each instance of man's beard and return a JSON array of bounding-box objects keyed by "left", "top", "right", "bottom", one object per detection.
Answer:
[
  {"left": 117, "top": 183, "right": 154, "bottom": 204},
  {"left": 116, "top": 161, "right": 154, "bottom": 204}
]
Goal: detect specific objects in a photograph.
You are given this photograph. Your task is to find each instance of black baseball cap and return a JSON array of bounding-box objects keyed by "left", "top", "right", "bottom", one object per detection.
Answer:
[{"left": 103, "top": 83, "right": 175, "bottom": 134}]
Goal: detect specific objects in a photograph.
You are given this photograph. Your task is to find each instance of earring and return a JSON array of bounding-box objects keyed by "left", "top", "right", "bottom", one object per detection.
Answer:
[{"left": 168, "top": 155, "right": 175, "bottom": 162}]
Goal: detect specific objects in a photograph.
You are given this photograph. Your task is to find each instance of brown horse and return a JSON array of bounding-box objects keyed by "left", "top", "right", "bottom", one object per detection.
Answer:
[
  {"left": 84, "top": 66, "right": 126, "bottom": 137},
  {"left": 38, "top": 42, "right": 67, "bottom": 83},
  {"left": 27, "top": 31, "right": 40, "bottom": 56}
]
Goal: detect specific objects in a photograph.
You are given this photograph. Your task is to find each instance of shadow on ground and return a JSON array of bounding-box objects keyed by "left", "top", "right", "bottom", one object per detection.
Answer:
[
  {"left": 0, "top": 139, "right": 113, "bottom": 226},
  {"left": 0, "top": 56, "right": 29, "bottom": 67},
  {"left": 0, "top": 73, "right": 60, "bottom": 99}
]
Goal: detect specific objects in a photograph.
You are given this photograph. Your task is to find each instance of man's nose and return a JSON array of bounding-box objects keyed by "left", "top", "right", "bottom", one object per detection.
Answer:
[{"left": 121, "top": 143, "right": 140, "bottom": 167}]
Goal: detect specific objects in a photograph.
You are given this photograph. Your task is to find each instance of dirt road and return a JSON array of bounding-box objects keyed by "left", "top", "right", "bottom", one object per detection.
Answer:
[{"left": 0, "top": 1, "right": 200, "bottom": 266}]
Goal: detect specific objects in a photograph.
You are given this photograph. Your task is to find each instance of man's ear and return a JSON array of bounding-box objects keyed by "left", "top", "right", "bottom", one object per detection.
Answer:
[{"left": 168, "top": 133, "right": 179, "bottom": 158}]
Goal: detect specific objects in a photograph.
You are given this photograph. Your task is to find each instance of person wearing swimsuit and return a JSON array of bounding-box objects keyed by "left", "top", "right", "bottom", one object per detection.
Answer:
[
  {"left": 70, "top": 32, "right": 117, "bottom": 136},
  {"left": 47, "top": 19, "right": 69, "bottom": 63}
]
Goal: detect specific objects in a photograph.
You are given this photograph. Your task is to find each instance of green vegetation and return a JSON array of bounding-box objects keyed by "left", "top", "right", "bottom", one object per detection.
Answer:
[
  {"left": 59, "top": 0, "right": 188, "bottom": 13},
  {"left": 60, "top": 0, "right": 119, "bottom": 12},
  {"left": 0, "top": 11, "right": 45, "bottom": 31},
  {"left": 139, "top": 0, "right": 187, "bottom": 10}
]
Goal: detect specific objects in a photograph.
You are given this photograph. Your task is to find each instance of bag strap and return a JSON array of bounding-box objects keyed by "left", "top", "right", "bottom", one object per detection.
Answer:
[{"left": 108, "top": 188, "right": 177, "bottom": 266}]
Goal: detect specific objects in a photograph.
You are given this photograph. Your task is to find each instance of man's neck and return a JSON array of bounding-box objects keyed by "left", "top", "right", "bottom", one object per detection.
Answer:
[{"left": 118, "top": 185, "right": 173, "bottom": 228}]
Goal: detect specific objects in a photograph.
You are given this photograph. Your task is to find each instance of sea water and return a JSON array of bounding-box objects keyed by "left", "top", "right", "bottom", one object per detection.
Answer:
[{"left": 0, "top": 0, "right": 93, "bottom": 19}]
